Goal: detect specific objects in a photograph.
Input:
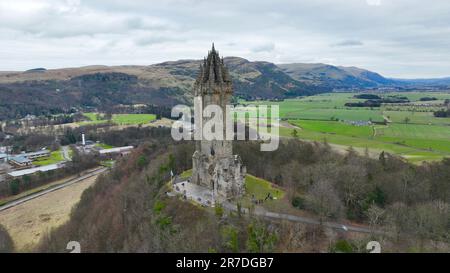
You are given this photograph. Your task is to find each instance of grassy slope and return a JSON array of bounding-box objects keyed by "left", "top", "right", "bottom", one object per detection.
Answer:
[
  {"left": 0, "top": 175, "right": 98, "bottom": 251},
  {"left": 245, "top": 174, "right": 284, "bottom": 200}
]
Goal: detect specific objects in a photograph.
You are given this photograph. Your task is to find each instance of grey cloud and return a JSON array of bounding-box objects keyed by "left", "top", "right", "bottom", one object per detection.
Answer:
[
  {"left": 134, "top": 35, "right": 183, "bottom": 46},
  {"left": 332, "top": 40, "right": 364, "bottom": 47},
  {"left": 251, "top": 43, "right": 275, "bottom": 53},
  {"left": 1, "top": 0, "right": 450, "bottom": 77}
]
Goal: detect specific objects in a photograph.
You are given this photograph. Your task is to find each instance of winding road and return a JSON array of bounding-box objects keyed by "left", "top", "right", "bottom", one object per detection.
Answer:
[{"left": 222, "top": 201, "right": 383, "bottom": 235}]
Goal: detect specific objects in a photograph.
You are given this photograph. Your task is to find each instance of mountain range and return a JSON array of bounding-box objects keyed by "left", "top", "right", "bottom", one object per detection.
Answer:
[{"left": 0, "top": 57, "right": 448, "bottom": 120}]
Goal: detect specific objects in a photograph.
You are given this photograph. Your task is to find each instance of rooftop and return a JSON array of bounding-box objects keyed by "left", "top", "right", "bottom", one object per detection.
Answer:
[
  {"left": 8, "top": 163, "right": 63, "bottom": 177},
  {"left": 9, "top": 155, "right": 32, "bottom": 164},
  {"left": 20, "top": 149, "right": 50, "bottom": 157},
  {"left": 98, "top": 146, "right": 134, "bottom": 154}
]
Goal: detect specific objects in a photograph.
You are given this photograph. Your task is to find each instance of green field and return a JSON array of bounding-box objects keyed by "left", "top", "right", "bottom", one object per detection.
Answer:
[
  {"left": 180, "top": 169, "right": 193, "bottom": 179},
  {"left": 238, "top": 174, "right": 286, "bottom": 210},
  {"left": 100, "top": 160, "right": 115, "bottom": 168},
  {"left": 81, "top": 113, "right": 157, "bottom": 125},
  {"left": 246, "top": 92, "right": 450, "bottom": 162},
  {"left": 33, "top": 149, "right": 64, "bottom": 166},
  {"left": 245, "top": 174, "right": 284, "bottom": 200},
  {"left": 95, "top": 143, "right": 114, "bottom": 149}
]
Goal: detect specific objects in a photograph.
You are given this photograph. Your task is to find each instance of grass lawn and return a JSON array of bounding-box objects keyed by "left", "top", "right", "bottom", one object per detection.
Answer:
[
  {"left": 383, "top": 110, "right": 450, "bottom": 125},
  {"left": 286, "top": 119, "right": 450, "bottom": 162},
  {"left": 33, "top": 149, "right": 64, "bottom": 166},
  {"left": 112, "top": 114, "right": 156, "bottom": 125},
  {"left": 95, "top": 143, "right": 114, "bottom": 149},
  {"left": 81, "top": 113, "right": 157, "bottom": 125},
  {"left": 238, "top": 174, "right": 286, "bottom": 211},
  {"left": 376, "top": 123, "right": 450, "bottom": 153},
  {"left": 244, "top": 174, "right": 284, "bottom": 200},
  {"left": 249, "top": 93, "right": 384, "bottom": 122},
  {"left": 78, "top": 113, "right": 107, "bottom": 125},
  {"left": 180, "top": 169, "right": 193, "bottom": 179},
  {"left": 100, "top": 160, "right": 115, "bottom": 168},
  {"left": 296, "top": 120, "right": 373, "bottom": 138}
]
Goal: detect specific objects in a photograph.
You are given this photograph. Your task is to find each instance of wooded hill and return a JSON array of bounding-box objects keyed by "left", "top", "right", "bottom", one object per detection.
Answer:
[{"left": 0, "top": 57, "right": 400, "bottom": 120}]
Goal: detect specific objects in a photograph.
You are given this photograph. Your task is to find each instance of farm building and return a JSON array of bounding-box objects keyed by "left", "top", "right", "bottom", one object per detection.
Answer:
[
  {"left": 0, "top": 153, "right": 7, "bottom": 163},
  {"left": 98, "top": 146, "right": 134, "bottom": 156},
  {"left": 7, "top": 163, "right": 64, "bottom": 178},
  {"left": 8, "top": 155, "right": 32, "bottom": 168},
  {"left": 21, "top": 150, "right": 51, "bottom": 160},
  {"left": 7, "top": 149, "right": 51, "bottom": 168}
]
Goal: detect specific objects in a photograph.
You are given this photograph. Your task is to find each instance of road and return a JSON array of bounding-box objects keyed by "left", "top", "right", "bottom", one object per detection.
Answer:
[
  {"left": 61, "top": 146, "right": 72, "bottom": 161},
  {"left": 0, "top": 167, "right": 108, "bottom": 212},
  {"left": 223, "top": 202, "right": 383, "bottom": 235}
]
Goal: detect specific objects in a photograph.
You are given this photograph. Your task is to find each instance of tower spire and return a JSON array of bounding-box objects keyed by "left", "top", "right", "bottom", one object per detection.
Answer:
[{"left": 196, "top": 44, "right": 231, "bottom": 84}]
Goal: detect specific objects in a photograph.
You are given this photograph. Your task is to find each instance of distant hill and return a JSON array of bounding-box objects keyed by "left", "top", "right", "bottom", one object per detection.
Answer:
[
  {"left": 0, "top": 57, "right": 324, "bottom": 119},
  {"left": 394, "top": 77, "right": 450, "bottom": 87},
  {"left": 0, "top": 57, "right": 448, "bottom": 120},
  {"left": 278, "top": 63, "right": 396, "bottom": 89}
]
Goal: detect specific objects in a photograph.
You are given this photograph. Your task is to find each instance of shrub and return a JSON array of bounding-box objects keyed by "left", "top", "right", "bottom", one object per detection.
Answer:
[
  {"left": 137, "top": 155, "right": 148, "bottom": 169},
  {"left": 291, "top": 196, "right": 305, "bottom": 209},
  {"left": 330, "top": 239, "right": 354, "bottom": 253},
  {"left": 9, "top": 180, "right": 20, "bottom": 195},
  {"left": 153, "top": 200, "right": 165, "bottom": 214},
  {"left": 215, "top": 203, "right": 224, "bottom": 218},
  {"left": 221, "top": 225, "right": 239, "bottom": 252}
]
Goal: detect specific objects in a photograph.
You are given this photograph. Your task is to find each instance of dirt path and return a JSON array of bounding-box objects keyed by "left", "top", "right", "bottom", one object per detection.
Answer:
[{"left": 0, "top": 174, "right": 99, "bottom": 252}]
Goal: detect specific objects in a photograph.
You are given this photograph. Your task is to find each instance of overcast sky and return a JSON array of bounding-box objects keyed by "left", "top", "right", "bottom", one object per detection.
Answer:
[{"left": 1, "top": 0, "right": 450, "bottom": 78}]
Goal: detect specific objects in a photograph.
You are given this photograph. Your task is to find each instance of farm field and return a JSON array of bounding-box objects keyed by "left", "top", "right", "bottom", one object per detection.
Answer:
[
  {"left": 81, "top": 113, "right": 157, "bottom": 125},
  {"left": 0, "top": 174, "right": 98, "bottom": 251},
  {"left": 247, "top": 92, "right": 450, "bottom": 162}
]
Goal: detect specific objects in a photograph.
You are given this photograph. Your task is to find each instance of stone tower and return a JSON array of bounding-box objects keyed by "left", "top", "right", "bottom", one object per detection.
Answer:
[{"left": 191, "top": 44, "right": 246, "bottom": 201}]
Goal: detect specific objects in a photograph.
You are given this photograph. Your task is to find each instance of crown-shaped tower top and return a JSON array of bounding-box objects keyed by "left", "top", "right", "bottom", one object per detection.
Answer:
[{"left": 196, "top": 43, "right": 231, "bottom": 84}]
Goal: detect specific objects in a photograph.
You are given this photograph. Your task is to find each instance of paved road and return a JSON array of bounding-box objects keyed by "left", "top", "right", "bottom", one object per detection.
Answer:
[
  {"left": 223, "top": 202, "right": 383, "bottom": 235},
  {"left": 0, "top": 167, "right": 108, "bottom": 212}
]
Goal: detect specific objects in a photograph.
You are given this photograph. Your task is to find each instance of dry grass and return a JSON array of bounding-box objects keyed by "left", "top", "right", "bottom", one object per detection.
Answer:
[{"left": 0, "top": 175, "right": 99, "bottom": 252}]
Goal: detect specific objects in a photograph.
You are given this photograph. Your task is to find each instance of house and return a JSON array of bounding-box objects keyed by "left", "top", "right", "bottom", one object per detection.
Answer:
[{"left": 8, "top": 155, "right": 33, "bottom": 168}]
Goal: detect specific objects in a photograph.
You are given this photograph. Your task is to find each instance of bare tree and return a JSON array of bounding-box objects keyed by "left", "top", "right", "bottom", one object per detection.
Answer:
[
  {"left": 365, "top": 204, "right": 385, "bottom": 235},
  {"left": 305, "top": 179, "right": 343, "bottom": 224}
]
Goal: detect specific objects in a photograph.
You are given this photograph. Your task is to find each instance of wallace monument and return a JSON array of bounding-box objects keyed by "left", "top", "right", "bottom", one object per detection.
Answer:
[{"left": 191, "top": 45, "right": 246, "bottom": 201}]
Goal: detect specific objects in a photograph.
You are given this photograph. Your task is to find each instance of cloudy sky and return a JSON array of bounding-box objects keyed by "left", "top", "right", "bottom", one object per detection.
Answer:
[{"left": 1, "top": 0, "right": 450, "bottom": 78}]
